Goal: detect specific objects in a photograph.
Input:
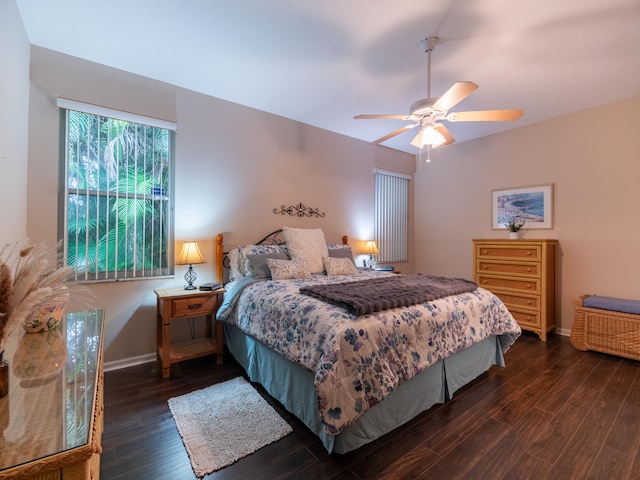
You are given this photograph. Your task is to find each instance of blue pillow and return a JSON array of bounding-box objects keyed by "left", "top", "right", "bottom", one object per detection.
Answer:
[
  {"left": 246, "top": 252, "right": 289, "bottom": 278},
  {"left": 328, "top": 247, "right": 355, "bottom": 264},
  {"left": 583, "top": 295, "right": 640, "bottom": 315}
]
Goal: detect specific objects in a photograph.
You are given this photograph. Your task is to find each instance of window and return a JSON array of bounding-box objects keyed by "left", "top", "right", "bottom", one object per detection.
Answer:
[
  {"left": 58, "top": 98, "right": 176, "bottom": 282},
  {"left": 374, "top": 169, "right": 409, "bottom": 263}
]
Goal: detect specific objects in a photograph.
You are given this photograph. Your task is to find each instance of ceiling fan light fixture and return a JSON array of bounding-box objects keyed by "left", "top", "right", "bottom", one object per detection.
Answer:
[
  {"left": 410, "top": 125, "right": 446, "bottom": 149},
  {"left": 410, "top": 130, "right": 424, "bottom": 148},
  {"left": 423, "top": 126, "right": 447, "bottom": 147}
]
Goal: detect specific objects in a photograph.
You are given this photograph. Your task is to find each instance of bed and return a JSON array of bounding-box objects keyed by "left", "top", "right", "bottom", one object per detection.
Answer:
[{"left": 214, "top": 228, "right": 521, "bottom": 454}]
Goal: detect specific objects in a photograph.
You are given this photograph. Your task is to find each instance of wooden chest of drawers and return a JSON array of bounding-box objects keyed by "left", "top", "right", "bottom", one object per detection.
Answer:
[{"left": 473, "top": 239, "right": 558, "bottom": 341}]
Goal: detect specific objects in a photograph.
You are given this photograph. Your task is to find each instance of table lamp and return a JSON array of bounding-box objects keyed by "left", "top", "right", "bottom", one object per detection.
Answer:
[
  {"left": 176, "top": 241, "right": 205, "bottom": 290},
  {"left": 362, "top": 240, "right": 379, "bottom": 268}
]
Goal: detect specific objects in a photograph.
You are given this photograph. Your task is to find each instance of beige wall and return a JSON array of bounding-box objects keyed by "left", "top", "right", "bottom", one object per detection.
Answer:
[
  {"left": 25, "top": 47, "right": 415, "bottom": 367},
  {"left": 0, "top": 0, "right": 30, "bottom": 246},
  {"left": 6, "top": 2, "right": 639, "bottom": 364},
  {"left": 414, "top": 96, "right": 640, "bottom": 335}
]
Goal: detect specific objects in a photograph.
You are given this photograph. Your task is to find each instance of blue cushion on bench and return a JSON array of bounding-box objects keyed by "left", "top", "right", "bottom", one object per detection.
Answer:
[{"left": 583, "top": 295, "right": 640, "bottom": 315}]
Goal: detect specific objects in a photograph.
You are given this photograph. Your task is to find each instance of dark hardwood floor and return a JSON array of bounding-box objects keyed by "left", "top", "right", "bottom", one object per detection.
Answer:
[{"left": 100, "top": 332, "right": 640, "bottom": 480}]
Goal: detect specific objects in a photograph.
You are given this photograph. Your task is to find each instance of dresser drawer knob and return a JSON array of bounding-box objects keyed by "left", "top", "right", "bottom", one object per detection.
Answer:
[
  {"left": 527, "top": 251, "right": 532, "bottom": 256},
  {"left": 188, "top": 303, "right": 203, "bottom": 310},
  {"left": 526, "top": 268, "right": 532, "bottom": 272}
]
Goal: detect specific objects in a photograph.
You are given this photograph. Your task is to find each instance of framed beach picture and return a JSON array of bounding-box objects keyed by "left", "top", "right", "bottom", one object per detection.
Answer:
[{"left": 492, "top": 184, "right": 553, "bottom": 229}]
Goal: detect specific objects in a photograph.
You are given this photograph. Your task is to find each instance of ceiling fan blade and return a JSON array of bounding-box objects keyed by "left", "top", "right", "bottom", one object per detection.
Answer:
[
  {"left": 354, "top": 114, "right": 409, "bottom": 120},
  {"left": 447, "top": 109, "right": 523, "bottom": 122},
  {"left": 433, "top": 124, "right": 455, "bottom": 146},
  {"left": 432, "top": 81, "right": 479, "bottom": 112},
  {"left": 372, "top": 124, "right": 418, "bottom": 144}
]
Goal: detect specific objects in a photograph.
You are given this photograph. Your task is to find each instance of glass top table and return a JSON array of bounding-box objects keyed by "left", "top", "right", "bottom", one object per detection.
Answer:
[{"left": 0, "top": 310, "right": 104, "bottom": 475}]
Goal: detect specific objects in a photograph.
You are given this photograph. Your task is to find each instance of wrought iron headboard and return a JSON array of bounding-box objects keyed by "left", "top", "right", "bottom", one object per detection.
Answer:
[
  {"left": 215, "top": 230, "right": 349, "bottom": 283},
  {"left": 255, "top": 229, "right": 286, "bottom": 245}
]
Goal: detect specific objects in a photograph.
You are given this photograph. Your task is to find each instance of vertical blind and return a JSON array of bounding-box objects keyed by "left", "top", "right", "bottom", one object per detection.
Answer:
[
  {"left": 374, "top": 169, "right": 410, "bottom": 263},
  {"left": 58, "top": 98, "right": 176, "bottom": 281}
]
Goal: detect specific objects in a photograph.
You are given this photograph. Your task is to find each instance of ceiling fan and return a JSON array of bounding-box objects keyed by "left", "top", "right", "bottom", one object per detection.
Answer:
[{"left": 354, "top": 37, "right": 523, "bottom": 150}]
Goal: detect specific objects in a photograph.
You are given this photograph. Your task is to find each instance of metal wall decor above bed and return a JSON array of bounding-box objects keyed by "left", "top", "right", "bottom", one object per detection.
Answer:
[{"left": 273, "top": 202, "right": 325, "bottom": 218}]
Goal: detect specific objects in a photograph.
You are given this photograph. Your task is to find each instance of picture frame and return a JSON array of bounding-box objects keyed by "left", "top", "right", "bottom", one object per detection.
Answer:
[{"left": 492, "top": 184, "right": 553, "bottom": 229}]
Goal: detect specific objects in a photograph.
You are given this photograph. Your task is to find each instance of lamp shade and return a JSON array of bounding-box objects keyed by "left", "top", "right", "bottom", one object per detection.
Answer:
[
  {"left": 362, "top": 240, "right": 380, "bottom": 255},
  {"left": 410, "top": 125, "right": 446, "bottom": 148},
  {"left": 176, "top": 241, "right": 205, "bottom": 265}
]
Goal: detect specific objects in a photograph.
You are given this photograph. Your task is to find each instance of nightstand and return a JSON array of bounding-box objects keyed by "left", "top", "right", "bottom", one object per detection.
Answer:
[{"left": 154, "top": 287, "right": 225, "bottom": 378}]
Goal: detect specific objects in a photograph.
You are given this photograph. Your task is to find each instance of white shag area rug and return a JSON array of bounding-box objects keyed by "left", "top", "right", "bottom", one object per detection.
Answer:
[{"left": 168, "top": 376, "right": 293, "bottom": 478}]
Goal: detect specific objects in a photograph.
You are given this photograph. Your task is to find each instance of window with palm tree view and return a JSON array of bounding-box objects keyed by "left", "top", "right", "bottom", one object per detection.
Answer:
[{"left": 60, "top": 105, "right": 174, "bottom": 282}]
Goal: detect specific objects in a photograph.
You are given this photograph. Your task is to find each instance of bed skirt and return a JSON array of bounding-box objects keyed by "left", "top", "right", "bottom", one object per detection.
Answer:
[{"left": 224, "top": 323, "right": 505, "bottom": 454}]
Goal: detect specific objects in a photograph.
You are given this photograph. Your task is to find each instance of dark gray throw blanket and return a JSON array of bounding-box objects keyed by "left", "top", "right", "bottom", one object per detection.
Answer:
[{"left": 299, "top": 274, "right": 478, "bottom": 315}]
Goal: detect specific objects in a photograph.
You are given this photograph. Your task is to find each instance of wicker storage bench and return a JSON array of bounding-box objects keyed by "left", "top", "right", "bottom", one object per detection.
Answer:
[{"left": 571, "top": 294, "right": 640, "bottom": 361}]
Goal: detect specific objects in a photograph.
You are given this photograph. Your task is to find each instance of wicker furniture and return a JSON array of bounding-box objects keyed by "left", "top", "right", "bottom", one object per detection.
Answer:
[
  {"left": 155, "top": 287, "right": 225, "bottom": 379},
  {"left": 473, "top": 239, "right": 558, "bottom": 341},
  {"left": 0, "top": 310, "right": 104, "bottom": 480},
  {"left": 571, "top": 295, "right": 640, "bottom": 361}
]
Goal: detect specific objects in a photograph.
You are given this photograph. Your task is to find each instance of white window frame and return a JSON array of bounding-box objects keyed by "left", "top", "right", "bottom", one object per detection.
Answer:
[{"left": 58, "top": 98, "right": 176, "bottom": 282}]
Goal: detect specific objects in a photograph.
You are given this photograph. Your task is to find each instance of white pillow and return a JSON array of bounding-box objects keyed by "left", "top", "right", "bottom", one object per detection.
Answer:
[
  {"left": 322, "top": 256, "right": 359, "bottom": 276},
  {"left": 282, "top": 226, "right": 328, "bottom": 274},
  {"left": 267, "top": 258, "right": 311, "bottom": 280},
  {"left": 228, "top": 248, "right": 243, "bottom": 280}
]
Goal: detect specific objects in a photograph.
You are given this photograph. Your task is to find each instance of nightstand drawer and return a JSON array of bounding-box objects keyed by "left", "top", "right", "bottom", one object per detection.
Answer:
[
  {"left": 173, "top": 295, "right": 216, "bottom": 316},
  {"left": 476, "top": 274, "right": 540, "bottom": 294},
  {"left": 477, "top": 260, "right": 539, "bottom": 277},
  {"left": 476, "top": 245, "right": 541, "bottom": 261}
]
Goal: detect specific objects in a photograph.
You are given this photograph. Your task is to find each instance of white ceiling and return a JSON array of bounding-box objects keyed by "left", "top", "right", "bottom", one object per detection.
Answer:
[{"left": 16, "top": 0, "right": 640, "bottom": 154}]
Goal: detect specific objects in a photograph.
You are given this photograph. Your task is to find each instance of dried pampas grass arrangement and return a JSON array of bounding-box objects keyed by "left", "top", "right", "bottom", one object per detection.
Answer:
[{"left": 0, "top": 241, "right": 94, "bottom": 351}]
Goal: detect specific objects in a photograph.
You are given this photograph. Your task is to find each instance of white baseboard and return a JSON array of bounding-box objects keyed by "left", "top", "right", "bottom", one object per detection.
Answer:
[{"left": 104, "top": 353, "right": 156, "bottom": 372}]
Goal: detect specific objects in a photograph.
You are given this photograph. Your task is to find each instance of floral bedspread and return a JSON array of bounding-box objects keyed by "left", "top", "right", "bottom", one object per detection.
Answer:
[{"left": 217, "top": 270, "right": 521, "bottom": 435}]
